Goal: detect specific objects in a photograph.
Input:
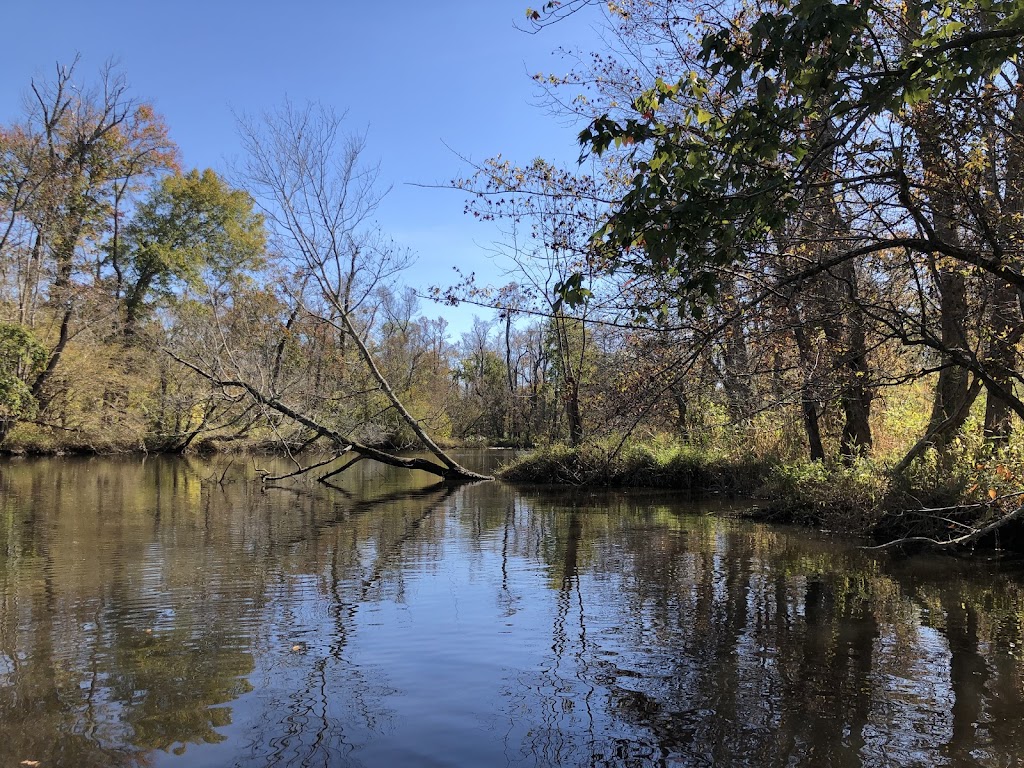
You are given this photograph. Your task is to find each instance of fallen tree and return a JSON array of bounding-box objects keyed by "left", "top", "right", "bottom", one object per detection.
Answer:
[
  {"left": 171, "top": 352, "right": 490, "bottom": 484},
  {"left": 867, "top": 492, "right": 1024, "bottom": 552},
  {"left": 163, "top": 101, "right": 491, "bottom": 484}
]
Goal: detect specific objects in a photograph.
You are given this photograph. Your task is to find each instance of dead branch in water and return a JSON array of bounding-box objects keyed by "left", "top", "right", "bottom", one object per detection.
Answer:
[{"left": 867, "top": 492, "right": 1024, "bottom": 551}]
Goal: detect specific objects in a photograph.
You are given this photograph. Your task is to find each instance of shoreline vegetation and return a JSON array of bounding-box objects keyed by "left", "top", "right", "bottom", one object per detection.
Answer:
[
  {"left": 5, "top": 432, "right": 1024, "bottom": 553},
  {"left": 498, "top": 440, "right": 1024, "bottom": 552}
]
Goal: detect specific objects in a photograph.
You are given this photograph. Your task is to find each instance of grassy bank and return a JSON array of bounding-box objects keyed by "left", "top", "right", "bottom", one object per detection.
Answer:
[
  {"left": 499, "top": 440, "right": 1024, "bottom": 548},
  {"left": 500, "top": 442, "right": 771, "bottom": 494}
]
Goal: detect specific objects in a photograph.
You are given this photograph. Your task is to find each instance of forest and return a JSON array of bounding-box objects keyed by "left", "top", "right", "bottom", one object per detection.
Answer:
[{"left": 3, "top": 0, "right": 1024, "bottom": 544}]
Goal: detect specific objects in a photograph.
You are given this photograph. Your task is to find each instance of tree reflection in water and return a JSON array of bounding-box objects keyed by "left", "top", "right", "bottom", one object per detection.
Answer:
[{"left": 2, "top": 456, "right": 1024, "bottom": 766}]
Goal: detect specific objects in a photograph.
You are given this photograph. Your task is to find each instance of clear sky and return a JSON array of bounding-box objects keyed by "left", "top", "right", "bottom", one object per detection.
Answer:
[{"left": 0, "top": 1, "right": 601, "bottom": 336}]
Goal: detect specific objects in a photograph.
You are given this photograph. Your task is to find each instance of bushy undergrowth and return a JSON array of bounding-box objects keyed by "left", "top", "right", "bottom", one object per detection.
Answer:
[
  {"left": 500, "top": 435, "right": 1024, "bottom": 541},
  {"left": 500, "top": 438, "right": 771, "bottom": 495},
  {"left": 759, "top": 459, "right": 893, "bottom": 531}
]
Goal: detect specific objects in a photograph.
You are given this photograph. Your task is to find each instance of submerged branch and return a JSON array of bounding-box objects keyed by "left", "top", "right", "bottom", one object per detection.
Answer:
[
  {"left": 258, "top": 451, "right": 349, "bottom": 482},
  {"left": 321, "top": 453, "right": 365, "bottom": 482}
]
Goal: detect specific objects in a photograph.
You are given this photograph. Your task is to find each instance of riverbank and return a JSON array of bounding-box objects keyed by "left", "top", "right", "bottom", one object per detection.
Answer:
[
  {"left": 0, "top": 418, "right": 483, "bottom": 457},
  {"left": 0, "top": 433, "right": 293, "bottom": 457},
  {"left": 499, "top": 442, "right": 1024, "bottom": 549},
  {"left": 6, "top": 432, "right": 1021, "bottom": 551}
]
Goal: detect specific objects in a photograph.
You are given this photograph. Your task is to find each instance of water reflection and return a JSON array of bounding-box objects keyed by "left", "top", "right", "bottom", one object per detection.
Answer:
[{"left": 1, "top": 455, "right": 1024, "bottom": 766}]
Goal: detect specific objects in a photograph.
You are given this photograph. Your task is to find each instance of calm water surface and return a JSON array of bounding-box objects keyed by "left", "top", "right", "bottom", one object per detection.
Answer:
[{"left": 2, "top": 452, "right": 1024, "bottom": 767}]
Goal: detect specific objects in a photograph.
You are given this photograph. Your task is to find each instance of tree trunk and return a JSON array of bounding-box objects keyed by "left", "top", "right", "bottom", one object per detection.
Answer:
[
  {"left": 982, "top": 277, "right": 1020, "bottom": 443},
  {"left": 719, "top": 279, "right": 754, "bottom": 424},
  {"left": 792, "top": 317, "right": 826, "bottom": 462},
  {"left": 171, "top": 352, "right": 490, "bottom": 483},
  {"left": 565, "top": 375, "right": 584, "bottom": 447},
  {"left": 834, "top": 262, "right": 873, "bottom": 462},
  {"left": 904, "top": 3, "right": 972, "bottom": 451},
  {"left": 670, "top": 384, "right": 690, "bottom": 442},
  {"left": 336, "top": 308, "right": 485, "bottom": 479},
  {"left": 806, "top": 117, "right": 874, "bottom": 461},
  {"left": 983, "top": 76, "right": 1024, "bottom": 444},
  {"left": 505, "top": 312, "right": 518, "bottom": 443}
]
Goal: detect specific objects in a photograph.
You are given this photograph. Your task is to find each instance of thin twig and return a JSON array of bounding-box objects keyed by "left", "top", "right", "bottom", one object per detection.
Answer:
[{"left": 259, "top": 451, "right": 349, "bottom": 483}]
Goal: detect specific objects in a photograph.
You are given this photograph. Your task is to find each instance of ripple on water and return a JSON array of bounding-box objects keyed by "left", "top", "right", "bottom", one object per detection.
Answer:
[{"left": 3, "top": 457, "right": 1024, "bottom": 767}]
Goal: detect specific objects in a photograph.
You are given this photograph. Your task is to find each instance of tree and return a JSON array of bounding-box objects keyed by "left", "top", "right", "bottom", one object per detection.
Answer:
[
  {"left": 452, "top": 317, "right": 510, "bottom": 439},
  {"left": 0, "top": 58, "right": 178, "bottom": 445},
  {"left": 177, "top": 101, "right": 487, "bottom": 482},
  {"left": 0, "top": 323, "right": 46, "bottom": 433},
  {"left": 564, "top": 0, "right": 1024, "bottom": 459},
  {"left": 451, "top": 157, "right": 621, "bottom": 445},
  {"left": 369, "top": 286, "right": 457, "bottom": 445},
  {"left": 120, "top": 169, "right": 266, "bottom": 338}
]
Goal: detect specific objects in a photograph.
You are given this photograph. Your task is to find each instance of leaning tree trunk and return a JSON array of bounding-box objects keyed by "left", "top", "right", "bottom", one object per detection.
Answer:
[
  {"left": 331, "top": 309, "right": 483, "bottom": 481},
  {"left": 171, "top": 351, "right": 490, "bottom": 484}
]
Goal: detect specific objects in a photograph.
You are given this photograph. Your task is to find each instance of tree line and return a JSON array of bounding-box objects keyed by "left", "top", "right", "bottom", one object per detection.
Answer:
[
  {"left": 5, "top": 0, "right": 1024, "bottom": 494},
  {"left": 0, "top": 59, "right": 615, "bottom": 462}
]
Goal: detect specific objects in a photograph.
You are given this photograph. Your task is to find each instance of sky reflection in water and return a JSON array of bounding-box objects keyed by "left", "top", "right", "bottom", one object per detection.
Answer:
[{"left": 1, "top": 453, "right": 1023, "bottom": 767}]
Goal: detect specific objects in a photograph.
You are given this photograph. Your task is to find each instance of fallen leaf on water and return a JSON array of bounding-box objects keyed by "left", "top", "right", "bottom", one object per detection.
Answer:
[{"left": 21, "top": 760, "right": 42, "bottom": 767}]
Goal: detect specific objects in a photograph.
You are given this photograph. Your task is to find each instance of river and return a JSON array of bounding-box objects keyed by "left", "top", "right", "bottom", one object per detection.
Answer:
[{"left": 1, "top": 452, "right": 1023, "bottom": 767}]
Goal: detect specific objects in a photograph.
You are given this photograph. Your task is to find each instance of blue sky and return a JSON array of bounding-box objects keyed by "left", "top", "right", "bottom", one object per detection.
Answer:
[{"left": 0, "top": 1, "right": 602, "bottom": 335}]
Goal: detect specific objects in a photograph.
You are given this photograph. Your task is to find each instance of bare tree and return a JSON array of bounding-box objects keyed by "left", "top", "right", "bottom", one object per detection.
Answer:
[{"left": 183, "top": 101, "right": 486, "bottom": 483}]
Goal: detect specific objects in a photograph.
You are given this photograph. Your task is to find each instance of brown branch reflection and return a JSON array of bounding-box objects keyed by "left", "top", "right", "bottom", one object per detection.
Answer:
[{"left": 0, "top": 457, "right": 463, "bottom": 766}]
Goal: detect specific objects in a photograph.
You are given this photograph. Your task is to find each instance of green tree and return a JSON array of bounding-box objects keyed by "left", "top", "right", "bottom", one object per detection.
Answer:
[
  {"left": 0, "top": 59, "right": 178, "bottom": 446},
  {"left": 570, "top": 0, "right": 1024, "bottom": 457},
  {"left": 0, "top": 323, "right": 46, "bottom": 429},
  {"left": 120, "top": 168, "right": 267, "bottom": 337}
]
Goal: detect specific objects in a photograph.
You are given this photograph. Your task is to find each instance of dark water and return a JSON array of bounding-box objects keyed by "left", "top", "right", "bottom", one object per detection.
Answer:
[{"left": 2, "top": 453, "right": 1024, "bottom": 767}]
